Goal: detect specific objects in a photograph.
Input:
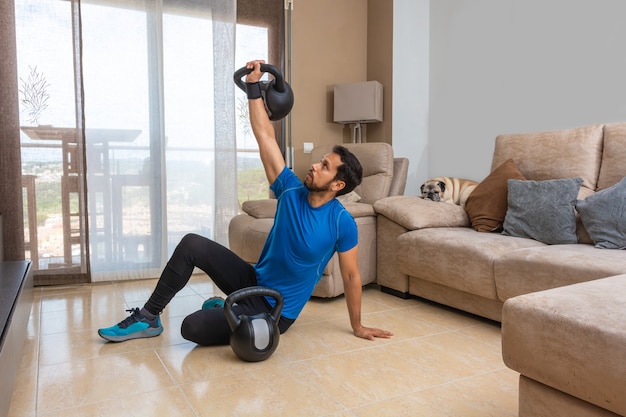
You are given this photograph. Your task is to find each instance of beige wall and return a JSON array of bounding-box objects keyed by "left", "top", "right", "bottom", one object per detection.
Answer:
[
  {"left": 290, "top": 0, "right": 392, "bottom": 178},
  {"left": 366, "top": 0, "right": 393, "bottom": 145}
]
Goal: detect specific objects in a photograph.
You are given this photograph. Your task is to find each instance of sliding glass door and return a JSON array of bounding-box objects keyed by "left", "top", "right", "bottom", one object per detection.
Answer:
[{"left": 14, "top": 0, "right": 284, "bottom": 284}]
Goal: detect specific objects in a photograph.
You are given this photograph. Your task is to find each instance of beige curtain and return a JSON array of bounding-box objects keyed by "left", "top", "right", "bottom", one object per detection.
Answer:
[{"left": 237, "top": 0, "right": 286, "bottom": 163}]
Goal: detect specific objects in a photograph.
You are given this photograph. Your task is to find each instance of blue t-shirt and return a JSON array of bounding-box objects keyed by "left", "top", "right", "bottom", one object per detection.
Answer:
[{"left": 254, "top": 166, "right": 358, "bottom": 319}]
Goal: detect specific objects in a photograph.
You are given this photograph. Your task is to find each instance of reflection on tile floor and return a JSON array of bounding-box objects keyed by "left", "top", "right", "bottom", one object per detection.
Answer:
[{"left": 8, "top": 276, "right": 519, "bottom": 417}]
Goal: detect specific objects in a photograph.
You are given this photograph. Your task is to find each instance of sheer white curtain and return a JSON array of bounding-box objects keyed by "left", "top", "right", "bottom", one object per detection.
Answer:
[
  {"left": 80, "top": 0, "right": 237, "bottom": 281},
  {"left": 15, "top": 0, "right": 237, "bottom": 284},
  {"left": 15, "top": 0, "right": 89, "bottom": 283}
]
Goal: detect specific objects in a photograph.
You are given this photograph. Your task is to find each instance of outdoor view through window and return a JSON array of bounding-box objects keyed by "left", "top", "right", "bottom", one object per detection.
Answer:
[{"left": 15, "top": 0, "right": 268, "bottom": 281}]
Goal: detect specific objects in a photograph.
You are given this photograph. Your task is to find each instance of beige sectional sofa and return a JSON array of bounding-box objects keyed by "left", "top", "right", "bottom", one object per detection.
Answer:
[
  {"left": 228, "top": 142, "right": 408, "bottom": 298},
  {"left": 374, "top": 122, "right": 626, "bottom": 322}
]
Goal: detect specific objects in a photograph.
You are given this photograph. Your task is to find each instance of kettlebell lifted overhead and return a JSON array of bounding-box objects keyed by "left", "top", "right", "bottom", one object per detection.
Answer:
[
  {"left": 233, "top": 63, "right": 295, "bottom": 121},
  {"left": 224, "top": 286, "right": 284, "bottom": 362}
]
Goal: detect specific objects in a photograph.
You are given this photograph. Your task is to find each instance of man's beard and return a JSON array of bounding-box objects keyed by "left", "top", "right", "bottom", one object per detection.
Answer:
[{"left": 305, "top": 175, "right": 334, "bottom": 193}]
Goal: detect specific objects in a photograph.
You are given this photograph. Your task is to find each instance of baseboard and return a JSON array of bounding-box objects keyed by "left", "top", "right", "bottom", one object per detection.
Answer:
[{"left": 380, "top": 285, "right": 410, "bottom": 299}]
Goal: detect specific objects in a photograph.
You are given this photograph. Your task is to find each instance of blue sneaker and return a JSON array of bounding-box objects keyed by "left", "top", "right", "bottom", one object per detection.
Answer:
[
  {"left": 202, "top": 296, "right": 225, "bottom": 310},
  {"left": 98, "top": 308, "right": 163, "bottom": 342}
]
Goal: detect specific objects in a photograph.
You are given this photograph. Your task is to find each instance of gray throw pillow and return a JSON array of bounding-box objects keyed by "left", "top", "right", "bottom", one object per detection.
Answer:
[
  {"left": 575, "top": 176, "right": 626, "bottom": 249},
  {"left": 503, "top": 177, "right": 583, "bottom": 244}
]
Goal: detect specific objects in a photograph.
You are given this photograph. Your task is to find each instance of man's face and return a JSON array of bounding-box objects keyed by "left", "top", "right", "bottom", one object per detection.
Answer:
[{"left": 304, "top": 152, "right": 345, "bottom": 193}]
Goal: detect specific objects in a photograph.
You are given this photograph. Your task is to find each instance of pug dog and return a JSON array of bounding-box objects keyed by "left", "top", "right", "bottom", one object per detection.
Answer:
[{"left": 421, "top": 176, "right": 478, "bottom": 208}]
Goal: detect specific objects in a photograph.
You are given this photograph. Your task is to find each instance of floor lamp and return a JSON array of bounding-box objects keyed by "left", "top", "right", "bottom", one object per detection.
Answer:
[{"left": 333, "top": 81, "right": 383, "bottom": 143}]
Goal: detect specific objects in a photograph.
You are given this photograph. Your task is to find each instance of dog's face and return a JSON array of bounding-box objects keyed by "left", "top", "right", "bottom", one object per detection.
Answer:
[{"left": 421, "top": 180, "right": 446, "bottom": 202}]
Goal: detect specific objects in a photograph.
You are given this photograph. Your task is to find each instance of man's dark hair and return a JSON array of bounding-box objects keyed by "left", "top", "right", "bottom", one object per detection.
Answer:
[{"left": 332, "top": 145, "right": 363, "bottom": 196}]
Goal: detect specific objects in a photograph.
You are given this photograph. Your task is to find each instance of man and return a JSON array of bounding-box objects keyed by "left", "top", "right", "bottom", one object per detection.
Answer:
[{"left": 98, "top": 60, "right": 393, "bottom": 345}]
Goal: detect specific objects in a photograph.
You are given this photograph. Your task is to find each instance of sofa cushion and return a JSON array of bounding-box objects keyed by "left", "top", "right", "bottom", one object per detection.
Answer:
[
  {"left": 342, "top": 202, "right": 376, "bottom": 218},
  {"left": 374, "top": 196, "right": 470, "bottom": 230},
  {"left": 576, "top": 176, "right": 626, "bottom": 249},
  {"left": 503, "top": 177, "right": 582, "bottom": 245},
  {"left": 465, "top": 158, "right": 526, "bottom": 232},
  {"left": 242, "top": 198, "right": 277, "bottom": 218},
  {"left": 491, "top": 124, "right": 603, "bottom": 191},
  {"left": 575, "top": 187, "right": 595, "bottom": 245},
  {"left": 242, "top": 194, "right": 374, "bottom": 220},
  {"left": 494, "top": 244, "right": 626, "bottom": 301},
  {"left": 397, "top": 227, "right": 544, "bottom": 300},
  {"left": 597, "top": 122, "right": 626, "bottom": 190}
]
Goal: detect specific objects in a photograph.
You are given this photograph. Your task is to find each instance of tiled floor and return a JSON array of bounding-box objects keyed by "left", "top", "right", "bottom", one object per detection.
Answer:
[{"left": 8, "top": 276, "right": 519, "bottom": 417}]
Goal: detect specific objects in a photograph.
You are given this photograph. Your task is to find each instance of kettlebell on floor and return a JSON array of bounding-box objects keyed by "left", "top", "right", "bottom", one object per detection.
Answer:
[
  {"left": 224, "top": 286, "right": 284, "bottom": 362},
  {"left": 233, "top": 63, "right": 294, "bottom": 121}
]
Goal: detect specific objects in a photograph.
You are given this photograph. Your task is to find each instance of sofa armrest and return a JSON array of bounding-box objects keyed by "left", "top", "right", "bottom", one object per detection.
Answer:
[
  {"left": 242, "top": 198, "right": 376, "bottom": 219},
  {"left": 241, "top": 199, "right": 277, "bottom": 219},
  {"left": 373, "top": 196, "right": 470, "bottom": 230},
  {"left": 342, "top": 202, "right": 376, "bottom": 218}
]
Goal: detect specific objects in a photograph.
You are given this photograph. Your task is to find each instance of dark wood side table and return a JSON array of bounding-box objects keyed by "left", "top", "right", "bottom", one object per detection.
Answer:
[{"left": 0, "top": 261, "right": 34, "bottom": 417}]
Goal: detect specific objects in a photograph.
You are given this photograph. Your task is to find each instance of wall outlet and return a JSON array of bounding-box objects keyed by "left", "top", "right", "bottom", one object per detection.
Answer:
[{"left": 303, "top": 142, "right": 314, "bottom": 153}]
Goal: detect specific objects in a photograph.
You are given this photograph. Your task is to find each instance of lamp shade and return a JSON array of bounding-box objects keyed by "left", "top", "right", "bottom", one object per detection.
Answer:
[{"left": 333, "top": 81, "right": 383, "bottom": 124}]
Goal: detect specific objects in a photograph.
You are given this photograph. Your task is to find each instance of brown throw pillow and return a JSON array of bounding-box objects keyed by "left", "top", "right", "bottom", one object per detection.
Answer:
[{"left": 465, "top": 159, "right": 526, "bottom": 232}]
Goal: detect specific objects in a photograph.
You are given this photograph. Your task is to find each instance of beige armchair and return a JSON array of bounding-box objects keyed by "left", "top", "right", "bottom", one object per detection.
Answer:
[{"left": 228, "top": 142, "right": 408, "bottom": 297}]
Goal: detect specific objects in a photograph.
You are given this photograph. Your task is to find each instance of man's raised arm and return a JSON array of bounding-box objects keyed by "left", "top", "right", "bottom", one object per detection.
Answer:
[{"left": 245, "top": 60, "right": 285, "bottom": 185}]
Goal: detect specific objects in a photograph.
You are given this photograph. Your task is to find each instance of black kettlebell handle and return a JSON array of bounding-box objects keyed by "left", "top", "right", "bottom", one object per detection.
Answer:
[
  {"left": 224, "top": 286, "right": 284, "bottom": 331},
  {"left": 233, "top": 63, "right": 289, "bottom": 94}
]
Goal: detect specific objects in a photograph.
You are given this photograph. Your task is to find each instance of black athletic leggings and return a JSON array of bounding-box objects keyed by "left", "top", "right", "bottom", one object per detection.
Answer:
[{"left": 143, "top": 233, "right": 294, "bottom": 346}]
